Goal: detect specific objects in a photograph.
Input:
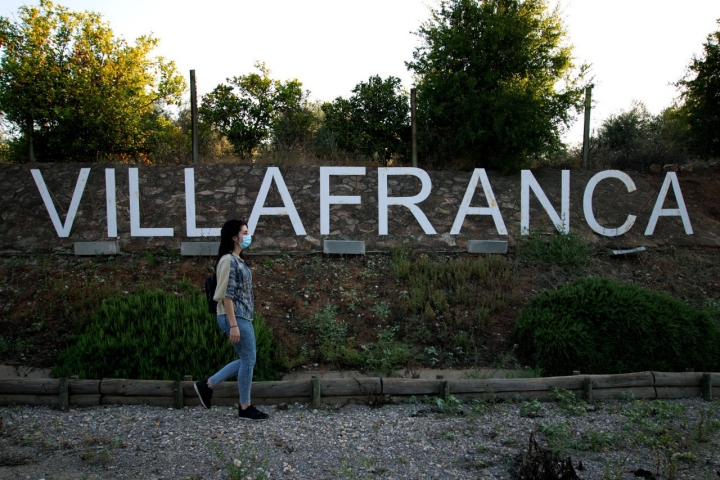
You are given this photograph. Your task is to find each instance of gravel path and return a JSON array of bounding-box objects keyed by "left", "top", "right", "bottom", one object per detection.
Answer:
[{"left": 1, "top": 397, "right": 719, "bottom": 479}]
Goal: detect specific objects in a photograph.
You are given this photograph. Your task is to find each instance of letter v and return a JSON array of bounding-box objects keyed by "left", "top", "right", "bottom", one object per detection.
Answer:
[{"left": 31, "top": 168, "right": 91, "bottom": 238}]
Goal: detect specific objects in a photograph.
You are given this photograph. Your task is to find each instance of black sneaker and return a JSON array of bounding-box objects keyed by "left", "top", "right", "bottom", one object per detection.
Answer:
[
  {"left": 238, "top": 405, "right": 269, "bottom": 421},
  {"left": 194, "top": 379, "right": 213, "bottom": 409}
]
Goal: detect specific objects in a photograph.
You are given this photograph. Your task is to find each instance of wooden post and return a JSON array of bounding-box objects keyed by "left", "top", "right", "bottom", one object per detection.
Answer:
[
  {"left": 582, "top": 85, "right": 593, "bottom": 169},
  {"left": 411, "top": 87, "right": 417, "bottom": 168},
  {"left": 441, "top": 381, "right": 449, "bottom": 400},
  {"left": 583, "top": 377, "right": 593, "bottom": 404},
  {"left": 436, "top": 375, "right": 448, "bottom": 399},
  {"left": 173, "top": 381, "right": 184, "bottom": 409},
  {"left": 190, "top": 70, "right": 199, "bottom": 165},
  {"left": 701, "top": 373, "right": 712, "bottom": 401},
  {"left": 27, "top": 117, "right": 35, "bottom": 163},
  {"left": 58, "top": 377, "right": 68, "bottom": 411},
  {"left": 311, "top": 377, "right": 321, "bottom": 408}
]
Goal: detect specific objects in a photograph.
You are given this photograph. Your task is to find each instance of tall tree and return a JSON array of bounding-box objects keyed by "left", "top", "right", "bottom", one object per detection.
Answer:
[
  {"left": 591, "top": 101, "right": 690, "bottom": 170},
  {"left": 407, "top": 0, "right": 587, "bottom": 172},
  {"left": 200, "top": 62, "right": 308, "bottom": 159},
  {"left": 677, "top": 20, "right": 720, "bottom": 158},
  {"left": 0, "top": 0, "right": 185, "bottom": 162},
  {"left": 321, "top": 75, "right": 409, "bottom": 165}
]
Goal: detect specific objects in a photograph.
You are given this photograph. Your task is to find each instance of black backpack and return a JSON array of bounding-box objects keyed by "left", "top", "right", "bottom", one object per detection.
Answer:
[{"left": 205, "top": 272, "right": 218, "bottom": 314}]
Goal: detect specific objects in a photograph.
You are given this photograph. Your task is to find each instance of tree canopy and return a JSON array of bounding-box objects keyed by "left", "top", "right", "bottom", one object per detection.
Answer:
[
  {"left": 589, "top": 101, "right": 690, "bottom": 171},
  {"left": 407, "top": 0, "right": 587, "bottom": 172},
  {"left": 677, "top": 20, "right": 720, "bottom": 159},
  {"left": 0, "top": 0, "right": 185, "bottom": 162},
  {"left": 199, "top": 62, "right": 309, "bottom": 159},
  {"left": 321, "top": 75, "right": 409, "bottom": 165}
]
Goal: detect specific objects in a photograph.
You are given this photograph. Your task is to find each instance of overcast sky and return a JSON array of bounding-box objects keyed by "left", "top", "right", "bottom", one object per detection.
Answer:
[{"left": 3, "top": 0, "right": 719, "bottom": 144}]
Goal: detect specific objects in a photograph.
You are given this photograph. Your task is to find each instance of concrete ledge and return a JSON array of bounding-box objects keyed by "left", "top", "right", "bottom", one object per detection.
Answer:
[
  {"left": 181, "top": 242, "right": 219, "bottom": 256},
  {"left": 607, "top": 246, "right": 646, "bottom": 257},
  {"left": 467, "top": 240, "right": 508, "bottom": 254},
  {"left": 74, "top": 241, "right": 119, "bottom": 256},
  {"left": 324, "top": 240, "right": 365, "bottom": 255}
]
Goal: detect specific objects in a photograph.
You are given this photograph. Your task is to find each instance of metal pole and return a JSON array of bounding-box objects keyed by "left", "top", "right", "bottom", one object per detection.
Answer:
[
  {"left": 190, "top": 70, "right": 199, "bottom": 165},
  {"left": 582, "top": 84, "right": 593, "bottom": 169},
  {"left": 411, "top": 87, "right": 417, "bottom": 168}
]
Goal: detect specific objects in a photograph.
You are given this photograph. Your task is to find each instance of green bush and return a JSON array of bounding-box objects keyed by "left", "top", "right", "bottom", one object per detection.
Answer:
[
  {"left": 514, "top": 278, "right": 720, "bottom": 376},
  {"left": 518, "top": 230, "right": 594, "bottom": 267},
  {"left": 252, "top": 311, "right": 288, "bottom": 382},
  {"left": 52, "top": 289, "right": 285, "bottom": 381}
]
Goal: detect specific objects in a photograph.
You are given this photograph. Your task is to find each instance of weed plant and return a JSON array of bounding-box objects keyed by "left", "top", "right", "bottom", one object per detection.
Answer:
[
  {"left": 551, "top": 388, "right": 588, "bottom": 415},
  {"left": 519, "top": 399, "right": 542, "bottom": 418},
  {"left": 407, "top": 394, "right": 465, "bottom": 415},
  {"left": 434, "top": 394, "right": 464, "bottom": 415},
  {"left": 361, "top": 326, "right": 412, "bottom": 375},
  {"left": 537, "top": 421, "right": 618, "bottom": 454},
  {"left": 518, "top": 229, "right": 594, "bottom": 267},
  {"left": 514, "top": 278, "right": 720, "bottom": 375},
  {"left": 536, "top": 422, "right": 572, "bottom": 453},
  {"left": 297, "top": 305, "right": 411, "bottom": 374},
  {"left": 616, "top": 399, "right": 720, "bottom": 476},
  {"left": 52, "top": 289, "right": 285, "bottom": 381}
]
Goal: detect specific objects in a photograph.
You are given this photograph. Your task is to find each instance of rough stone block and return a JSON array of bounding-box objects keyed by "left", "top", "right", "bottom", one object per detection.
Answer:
[
  {"left": 467, "top": 240, "right": 508, "bottom": 254},
  {"left": 181, "top": 242, "right": 219, "bottom": 256}
]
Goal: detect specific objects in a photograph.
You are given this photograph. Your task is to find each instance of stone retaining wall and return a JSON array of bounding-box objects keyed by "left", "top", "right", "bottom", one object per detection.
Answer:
[{"left": 1, "top": 163, "right": 718, "bottom": 254}]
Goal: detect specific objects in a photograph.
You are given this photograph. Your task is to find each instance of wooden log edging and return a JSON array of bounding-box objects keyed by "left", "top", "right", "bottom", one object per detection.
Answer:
[{"left": 0, "top": 371, "right": 717, "bottom": 409}]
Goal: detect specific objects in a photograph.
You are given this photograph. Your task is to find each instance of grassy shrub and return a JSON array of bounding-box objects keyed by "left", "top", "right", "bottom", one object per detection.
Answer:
[
  {"left": 252, "top": 312, "right": 288, "bottom": 381},
  {"left": 518, "top": 230, "right": 594, "bottom": 267},
  {"left": 52, "top": 289, "right": 285, "bottom": 381},
  {"left": 390, "top": 249, "right": 517, "bottom": 365},
  {"left": 514, "top": 278, "right": 720, "bottom": 376}
]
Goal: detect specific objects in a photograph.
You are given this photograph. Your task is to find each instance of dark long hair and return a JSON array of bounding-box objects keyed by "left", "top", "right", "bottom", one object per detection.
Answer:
[{"left": 215, "top": 219, "right": 248, "bottom": 267}]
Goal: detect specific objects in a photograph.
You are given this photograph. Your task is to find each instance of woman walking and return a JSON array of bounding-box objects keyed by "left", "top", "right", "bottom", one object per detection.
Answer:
[{"left": 194, "top": 219, "right": 269, "bottom": 421}]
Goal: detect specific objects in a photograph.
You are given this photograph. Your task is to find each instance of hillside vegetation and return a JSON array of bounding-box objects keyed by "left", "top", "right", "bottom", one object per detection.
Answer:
[{"left": 2, "top": 236, "right": 719, "bottom": 378}]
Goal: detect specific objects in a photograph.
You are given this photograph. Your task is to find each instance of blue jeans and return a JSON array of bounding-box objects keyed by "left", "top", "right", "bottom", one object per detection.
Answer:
[{"left": 209, "top": 315, "right": 256, "bottom": 404}]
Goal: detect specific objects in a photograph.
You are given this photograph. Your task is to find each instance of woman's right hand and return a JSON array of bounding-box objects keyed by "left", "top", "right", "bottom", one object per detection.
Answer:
[{"left": 229, "top": 325, "right": 240, "bottom": 344}]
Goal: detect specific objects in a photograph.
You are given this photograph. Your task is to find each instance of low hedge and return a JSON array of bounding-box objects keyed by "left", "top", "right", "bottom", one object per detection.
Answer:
[
  {"left": 514, "top": 278, "right": 720, "bottom": 376},
  {"left": 52, "top": 289, "right": 285, "bottom": 381}
]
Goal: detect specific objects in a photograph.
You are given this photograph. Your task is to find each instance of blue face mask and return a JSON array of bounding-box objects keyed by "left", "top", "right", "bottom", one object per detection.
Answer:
[{"left": 240, "top": 235, "right": 252, "bottom": 249}]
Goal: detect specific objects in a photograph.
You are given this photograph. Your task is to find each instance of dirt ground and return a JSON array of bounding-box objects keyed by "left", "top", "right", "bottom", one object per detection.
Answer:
[{"left": 1, "top": 238, "right": 719, "bottom": 375}]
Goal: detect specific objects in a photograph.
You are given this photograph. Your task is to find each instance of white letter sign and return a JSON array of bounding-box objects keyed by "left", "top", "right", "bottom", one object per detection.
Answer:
[
  {"left": 129, "top": 168, "right": 174, "bottom": 237},
  {"left": 645, "top": 172, "right": 693, "bottom": 235},
  {"left": 105, "top": 168, "right": 118, "bottom": 238},
  {"left": 320, "top": 166, "right": 365, "bottom": 235},
  {"left": 31, "top": 168, "right": 90, "bottom": 238},
  {"left": 248, "top": 167, "right": 307, "bottom": 235},
  {"left": 451, "top": 168, "right": 507, "bottom": 235},
  {"left": 521, "top": 170, "right": 570, "bottom": 234},
  {"left": 378, "top": 168, "right": 436, "bottom": 235},
  {"left": 583, "top": 170, "right": 637, "bottom": 237},
  {"left": 184, "top": 168, "right": 221, "bottom": 237}
]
